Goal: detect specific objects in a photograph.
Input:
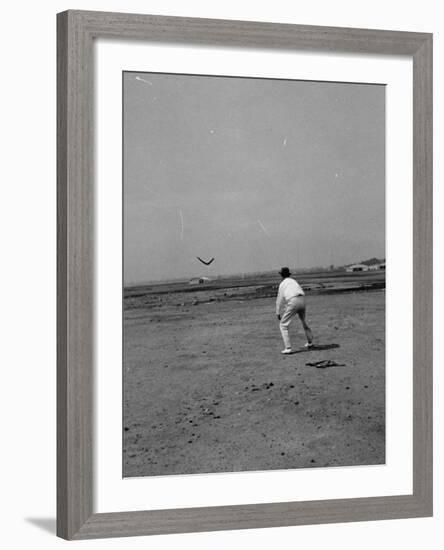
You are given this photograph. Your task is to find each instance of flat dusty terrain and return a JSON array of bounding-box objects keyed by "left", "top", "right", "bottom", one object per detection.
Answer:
[{"left": 123, "top": 272, "right": 385, "bottom": 477}]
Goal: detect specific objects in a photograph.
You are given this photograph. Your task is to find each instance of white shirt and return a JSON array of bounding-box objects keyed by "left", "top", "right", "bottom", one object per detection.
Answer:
[{"left": 276, "top": 277, "right": 304, "bottom": 314}]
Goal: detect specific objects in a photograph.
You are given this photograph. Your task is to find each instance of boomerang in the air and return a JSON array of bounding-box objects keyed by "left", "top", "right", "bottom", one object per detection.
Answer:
[{"left": 196, "top": 257, "right": 215, "bottom": 266}]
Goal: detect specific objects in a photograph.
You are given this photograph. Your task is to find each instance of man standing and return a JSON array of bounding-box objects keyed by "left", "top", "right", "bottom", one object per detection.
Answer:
[{"left": 276, "top": 267, "right": 313, "bottom": 354}]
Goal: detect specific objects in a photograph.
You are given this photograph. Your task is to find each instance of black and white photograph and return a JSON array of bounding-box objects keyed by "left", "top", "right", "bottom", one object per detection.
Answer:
[
  {"left": 0, "top": 0, "right": 438, "bottom": 545},
  {"left": 122, "top": 71, "right": 386, "bottom": 478}
]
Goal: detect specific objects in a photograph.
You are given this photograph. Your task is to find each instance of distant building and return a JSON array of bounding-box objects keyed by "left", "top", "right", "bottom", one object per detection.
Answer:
[
  {"left": 345, "top": 258, "right": 385, "bottom": 272},
  {"left": 362, "top": 258, "right": 385, "bottom": 268},
  {"left": 369, "top": 263, "right": 385, "bottom": 271},
  {"left": 346, "top": 264, "right": 369, "bottom": 272},
  {"left": 189, "top": 276, "right": 211, "bottom": 285}
]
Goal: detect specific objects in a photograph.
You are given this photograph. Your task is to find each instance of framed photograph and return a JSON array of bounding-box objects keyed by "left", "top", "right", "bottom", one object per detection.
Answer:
[{"left": 57, "top": 10, "right": 432, "bottom": 540}]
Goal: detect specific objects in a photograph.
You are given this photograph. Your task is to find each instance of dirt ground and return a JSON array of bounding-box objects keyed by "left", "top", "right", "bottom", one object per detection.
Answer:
[{"left": 123, "top": 278, "right": 385, "bottom": 477}]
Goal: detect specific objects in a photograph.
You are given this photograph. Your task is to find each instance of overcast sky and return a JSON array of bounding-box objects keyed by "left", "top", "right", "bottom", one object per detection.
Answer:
[{"left": 124, "top": 72, "right": 385, "bottom": 285}]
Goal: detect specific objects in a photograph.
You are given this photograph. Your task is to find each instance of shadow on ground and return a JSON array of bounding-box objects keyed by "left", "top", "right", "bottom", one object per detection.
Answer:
[
  {"left": 290, "top": 343, "right": 340, "bottom": 354},
  {"left": 25, "top": 517, "right": 56, "bottom": 535}
]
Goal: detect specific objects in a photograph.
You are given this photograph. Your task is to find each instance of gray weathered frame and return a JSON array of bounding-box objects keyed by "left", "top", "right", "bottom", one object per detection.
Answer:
[{"left": 57, "top": 10, "right": 433, "bottom": 540}]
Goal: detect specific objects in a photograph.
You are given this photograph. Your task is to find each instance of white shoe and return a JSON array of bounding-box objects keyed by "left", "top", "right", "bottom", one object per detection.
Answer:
[
  {"left": 281, "top": 348, "right": 292, "bottom": 354},
  {"left": 304, "top": 342, "right": 313, "bottom": 349}
]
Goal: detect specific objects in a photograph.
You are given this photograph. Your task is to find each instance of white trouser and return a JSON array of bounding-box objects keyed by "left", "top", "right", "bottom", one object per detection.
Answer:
[{"left": 279, "top": 295, "right": 305, "bottom": 349}]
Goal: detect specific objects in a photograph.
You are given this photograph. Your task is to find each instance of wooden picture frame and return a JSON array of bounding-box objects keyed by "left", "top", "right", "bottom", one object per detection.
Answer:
[{"left": 57, "top": 10, "right": 433, "bottom": 540}]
